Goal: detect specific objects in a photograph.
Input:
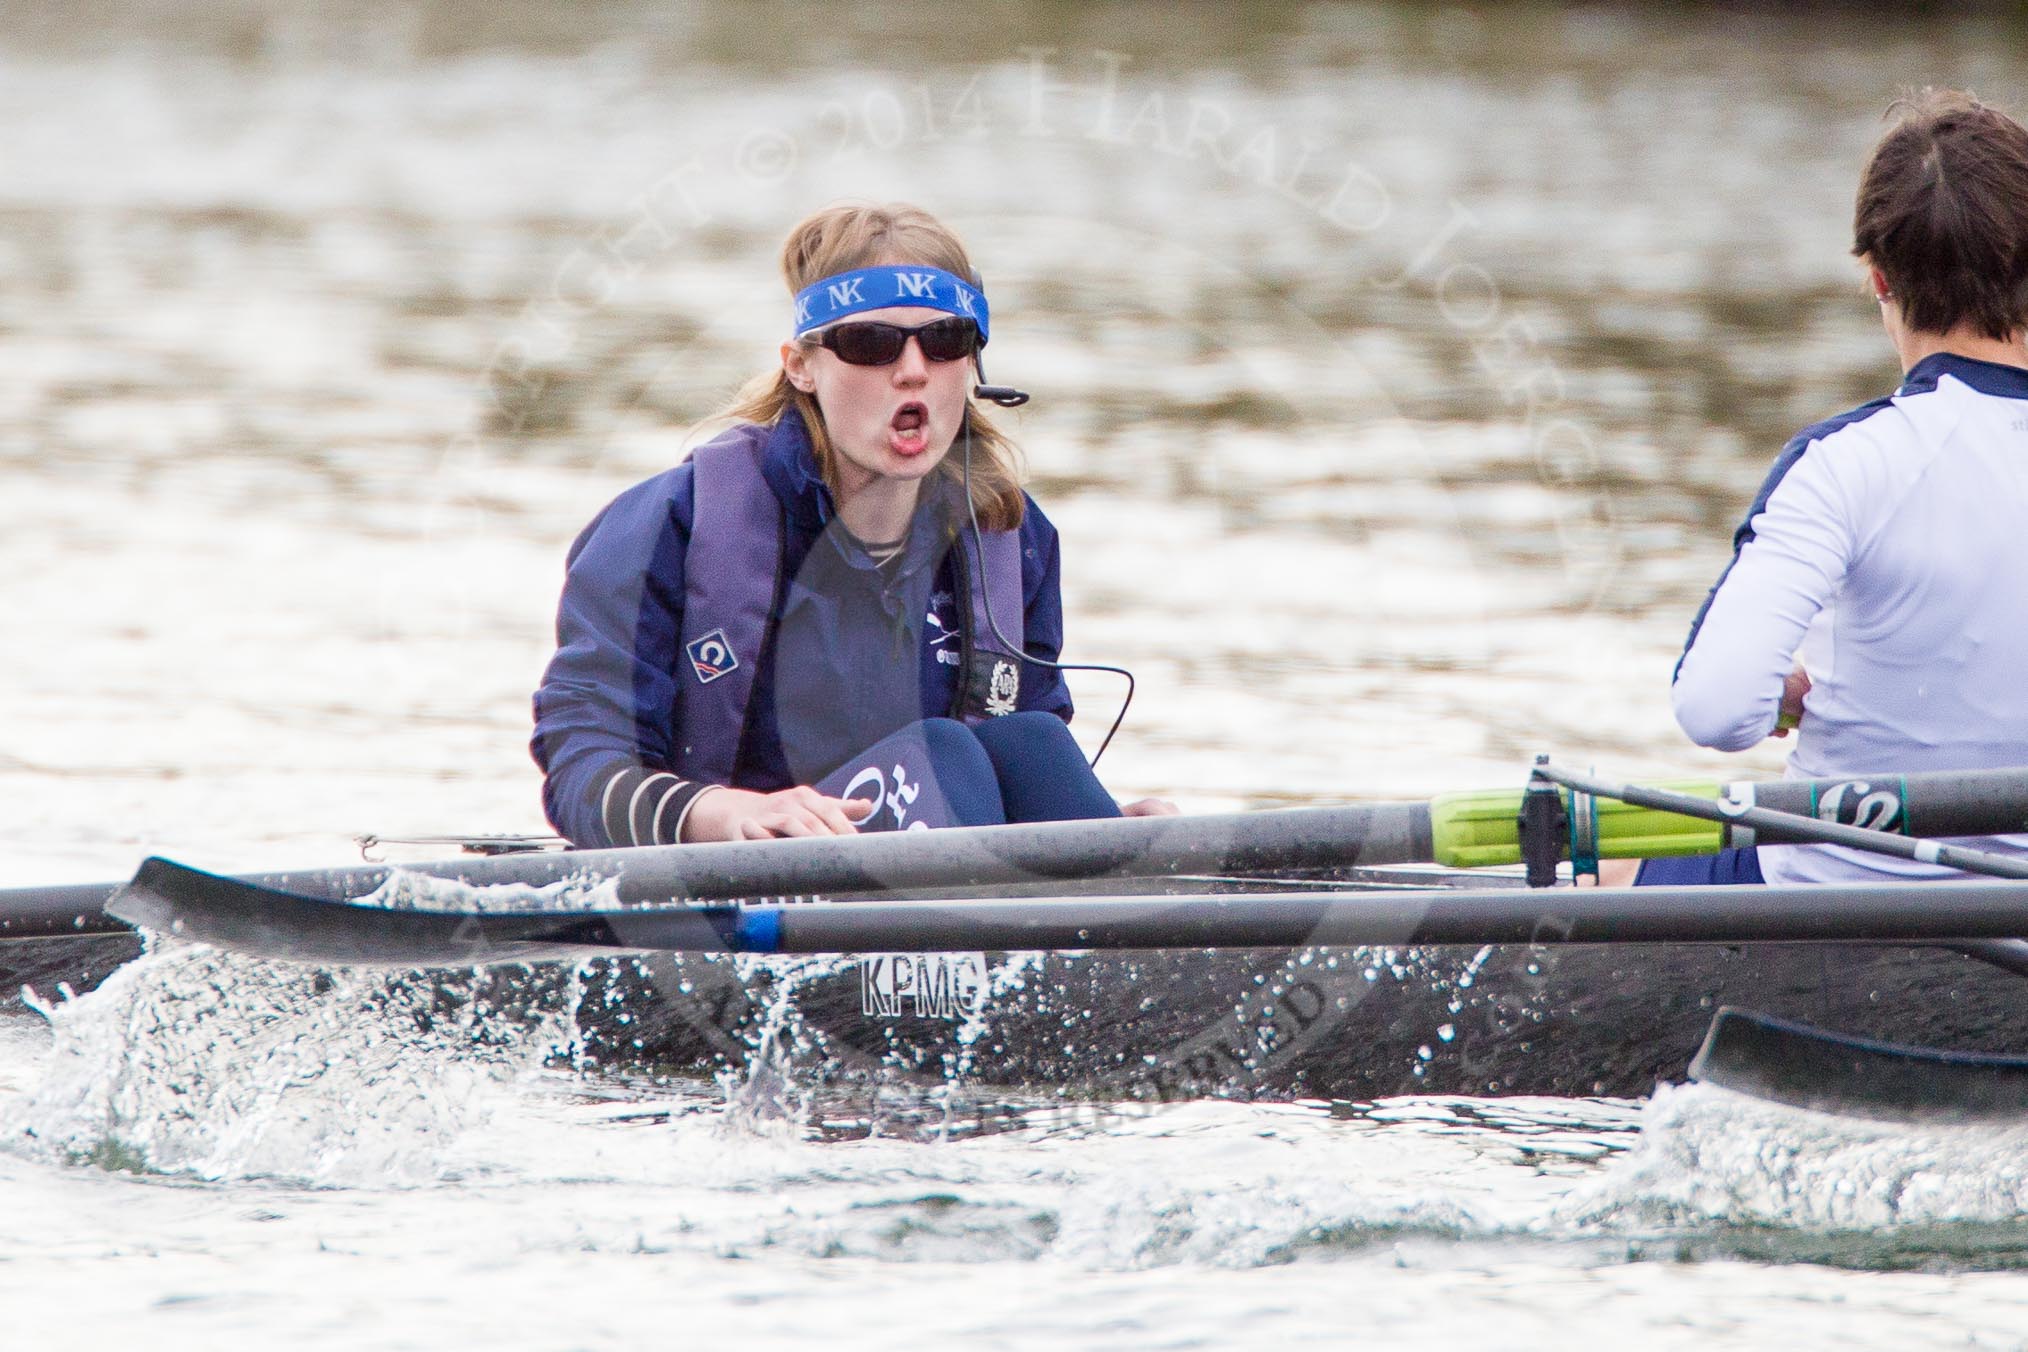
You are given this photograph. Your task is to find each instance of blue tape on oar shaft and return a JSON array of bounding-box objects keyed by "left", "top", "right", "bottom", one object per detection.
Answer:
[{"left": 735, "top": 906, "right": 782, "bottom": 954}]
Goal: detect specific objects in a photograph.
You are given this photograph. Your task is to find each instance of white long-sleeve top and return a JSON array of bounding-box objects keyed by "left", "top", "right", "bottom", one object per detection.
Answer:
[{"left": 1672, "top": 352, "right": 2028, "bottom": 884}]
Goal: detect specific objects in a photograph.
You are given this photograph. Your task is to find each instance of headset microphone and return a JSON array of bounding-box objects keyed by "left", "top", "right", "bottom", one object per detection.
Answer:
[{"left": 972, "top": 355, "right": 1030, "bottom": 407}]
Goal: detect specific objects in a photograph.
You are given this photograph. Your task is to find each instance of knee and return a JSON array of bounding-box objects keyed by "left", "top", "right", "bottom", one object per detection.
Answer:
[
  {"left": 912, "top": 717, "right": 993, "bottom": 774},
  {"left": 972, "top": 710, "right": 1078, "bottom": 763}
]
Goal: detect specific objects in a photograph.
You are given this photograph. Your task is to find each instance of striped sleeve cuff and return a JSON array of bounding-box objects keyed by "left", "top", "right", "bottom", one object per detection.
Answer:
[{"left": 595, "top": 767, "right": 714, "bottom": 847}]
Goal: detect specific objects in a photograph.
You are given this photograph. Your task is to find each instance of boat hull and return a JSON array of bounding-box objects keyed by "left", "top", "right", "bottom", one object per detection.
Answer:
[
  {"left": 571, "top": 937, "right": 2028, "bottom": 1100},
  {"left": 8, "top": 924, "right": 2023, "bottom": 1101}
]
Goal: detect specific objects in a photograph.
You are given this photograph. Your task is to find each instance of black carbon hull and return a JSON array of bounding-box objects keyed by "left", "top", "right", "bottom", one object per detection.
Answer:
[
  {"left": 9, "top": 923, "right": 2024, "bottom": 1102},
  {"left": 571, "top": 938, "right": 2028, "bottom": 1100}
]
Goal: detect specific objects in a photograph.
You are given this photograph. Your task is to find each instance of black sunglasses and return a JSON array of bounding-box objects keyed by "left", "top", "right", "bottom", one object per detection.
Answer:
[{"left": 808, "top": 317, "right": 981, "bottom": 366}]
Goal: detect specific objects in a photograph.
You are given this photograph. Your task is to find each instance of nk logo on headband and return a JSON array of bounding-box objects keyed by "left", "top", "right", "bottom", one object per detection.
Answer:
[
  {"left": 686, "top": 629, "right": 739, "bottom": 684},
  {"left": 792, "top": 265, "right": 992, "bottom": 341}
]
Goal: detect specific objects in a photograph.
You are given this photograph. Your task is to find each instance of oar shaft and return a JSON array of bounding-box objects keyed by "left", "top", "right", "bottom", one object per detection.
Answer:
[
  {"left": 104, "top": 856, "right": 2028, "bottom": 965},
  {"left": 193, "top": 801, "right": 1442, "bottom": 904},
  {"left": 337, "top": 762, "right": 2028, "bottom": 895},
  {"left": 1430, "top": 765, "right": 2028, "bottom": 866},
  {"left": 15, "top": 762, "right": 2028, "bottom": 933},
  {"left": 0, "top": 805, "right": 1437, "bottom": 928},
  {"left": 1539, "top": 764, "right": 2028, "bottom": 879},
  {"left": 761, "top": 881, "right": 2028, "bottom": 952},
  {"left": 1746, "top": 767, "right": 2028, "bottom": 839},
  {"left": 0, "top": 883, "right": 129, "bottom": 942}
]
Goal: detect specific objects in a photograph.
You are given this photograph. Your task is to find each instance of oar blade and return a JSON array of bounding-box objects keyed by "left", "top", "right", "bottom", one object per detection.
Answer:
[
  {"left": 106, "top": 858, "right": 739, "bottom": 968},
  {"left": 1689, "top": 1006, "right": 2028, "bottom": 1124}
]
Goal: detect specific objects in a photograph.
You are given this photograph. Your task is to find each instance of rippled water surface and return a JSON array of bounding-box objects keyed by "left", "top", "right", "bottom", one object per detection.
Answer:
[{"left": 9, "top": 2, "right": 2028, "bottom": 1345}]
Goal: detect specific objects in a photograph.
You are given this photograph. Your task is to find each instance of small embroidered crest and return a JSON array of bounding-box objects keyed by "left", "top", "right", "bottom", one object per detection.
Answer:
[
  {"left": 985, "top": 659, "right": 1019, "bottom": 716},
  {"left": 686, "top": 629, "right": 738, "bottom": 684}
]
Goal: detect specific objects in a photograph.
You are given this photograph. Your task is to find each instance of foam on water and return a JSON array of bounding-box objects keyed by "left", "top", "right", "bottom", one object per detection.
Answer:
[
  {"left": 4, "top": 936, "right": 578, "bottom": 1186},
  {"left": 427, "top": 1084, "right": 1624, "bottom": 1270},
  {"left": 1559, "top": 1081, "right": 2028, "bottom": 1266},
  {"left": 0, "top": 871, "right": 643, "bottom": 1183}
]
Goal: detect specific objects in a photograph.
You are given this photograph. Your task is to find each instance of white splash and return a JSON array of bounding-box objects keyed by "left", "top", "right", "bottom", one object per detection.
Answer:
[
  {"left": 5, "top": 937, "right": 579, "bottom": 1186},
  {"left": 1561, "top": 1081, "right": 2028, "bottom": 1232},
  {"left": 359, "top": 866, "right": 622, "bottom": 913}
]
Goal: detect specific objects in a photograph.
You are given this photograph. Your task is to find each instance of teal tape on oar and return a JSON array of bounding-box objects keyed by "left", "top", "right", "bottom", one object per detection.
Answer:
[{"left": 1566, "top": 783, "right": 1600, "bottom": 883}]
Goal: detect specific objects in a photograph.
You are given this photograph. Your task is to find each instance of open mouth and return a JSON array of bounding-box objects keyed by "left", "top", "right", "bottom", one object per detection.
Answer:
[{"left": 888, "top": 401, "right": 929, "bottom": 454}]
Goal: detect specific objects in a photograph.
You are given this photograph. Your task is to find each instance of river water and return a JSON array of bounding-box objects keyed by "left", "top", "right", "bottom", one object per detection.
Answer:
[{"left": 7, "top": 1, "right": 2028, "bottom": 1345}]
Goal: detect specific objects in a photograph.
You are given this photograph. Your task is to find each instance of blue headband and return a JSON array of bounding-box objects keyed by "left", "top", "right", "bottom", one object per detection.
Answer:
[{"left": 792, "top": 265, "right": 990, "bottom": 343}]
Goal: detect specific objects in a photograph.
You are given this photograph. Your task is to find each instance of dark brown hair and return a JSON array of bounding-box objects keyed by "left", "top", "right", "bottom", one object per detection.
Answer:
[
  {"left": 1853, "top": 89, "right": 2028, "bottom": 341},
  {"left": 716, "top": 202, "right": 1025, "bottom": 531}
]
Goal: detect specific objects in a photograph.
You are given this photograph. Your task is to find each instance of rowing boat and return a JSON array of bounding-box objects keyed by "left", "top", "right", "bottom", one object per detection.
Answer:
[
  {"left": 565, "top": 908, "right": 2028, "bottom": 1101},
  {"left": 10, "top": 887, "right": 2022, "bottom": 1103},
  {"left": 9, "top": 762, "right": 2028, "bottom": 1107}
]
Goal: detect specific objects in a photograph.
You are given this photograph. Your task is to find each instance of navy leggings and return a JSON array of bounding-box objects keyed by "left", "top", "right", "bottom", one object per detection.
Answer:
[
  {"left": 815, "top": 711, "right": 1121, "bottom": 832},
  {"left": 1633, "top": 845, "right": 1765, "bottom": 886}
]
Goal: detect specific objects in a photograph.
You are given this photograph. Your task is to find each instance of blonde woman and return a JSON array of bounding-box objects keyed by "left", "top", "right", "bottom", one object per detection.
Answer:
[{"left": 533, "top": 203, "right": 1166, "bottom": 845}]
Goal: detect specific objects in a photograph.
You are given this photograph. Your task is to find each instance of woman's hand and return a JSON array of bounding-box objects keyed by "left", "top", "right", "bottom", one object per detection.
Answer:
[
  {"left": 1121, "top": 797, "right": 1180, "bottom": 817},
  {"left": 681, "top": 786, "right": 875, "bottom": 842},
  {"left": 1771, "top": 665, "right": 1811, "bottom": 738}
]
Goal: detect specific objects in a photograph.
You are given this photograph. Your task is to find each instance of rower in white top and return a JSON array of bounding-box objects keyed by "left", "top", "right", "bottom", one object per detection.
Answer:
[{"left": 1632, "top": 88, "right": 2028, "bottom": 888}]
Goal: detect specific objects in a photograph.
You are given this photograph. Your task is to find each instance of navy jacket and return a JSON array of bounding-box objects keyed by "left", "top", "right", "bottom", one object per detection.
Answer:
[{"left": 531, "top": 410, "right": 1073, "bottom": 846}]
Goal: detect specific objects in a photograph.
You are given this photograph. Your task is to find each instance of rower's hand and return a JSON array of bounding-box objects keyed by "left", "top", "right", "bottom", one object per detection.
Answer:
[
  {"left": 681, "top": 786, "right": 874, "bottom": 842},
  {"left": 1771, "top": 665, "right": 1811, "bottom": 739},
  {"left": 1121, "top": 797, "right": 1180, "bottom": 817}
]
